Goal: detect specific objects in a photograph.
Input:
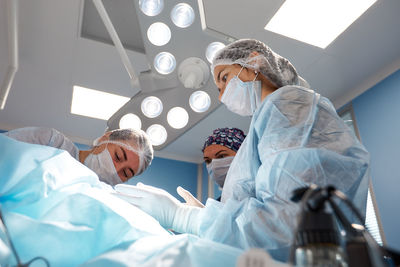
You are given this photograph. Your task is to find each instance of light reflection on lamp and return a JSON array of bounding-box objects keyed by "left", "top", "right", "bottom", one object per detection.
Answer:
[
  {"left": 119, "top": 113, "right": 142, "bottom": 130},
  {"left": 141, "top": 96, "right": 163, "bottom": 118},
  {"left": 171, "top": 3, "right": 195, "bottom": 28},
  {"left": 146, "top": 124, "right": 167, "bottom": 146},
  {"left": 206, "top": 42, "right": 225, "bottom": 64},
  {"left": 154, "top": 52, "right": 176, "bottom": 75},
  {"left": 189, "top": 91, "right": 210, "bottom": 113},
  {"left": 147, "top": 22, "right": 171, "bottom": 46},
  {"left": 167, "top": 107, "right": 189, "bottom": 129},
  {"left": 139, "top": 0, "right": 164, "bottom": 16}
]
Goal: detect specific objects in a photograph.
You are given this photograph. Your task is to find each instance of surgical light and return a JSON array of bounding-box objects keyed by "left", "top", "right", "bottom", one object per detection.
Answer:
[
  {"left": 189, "top": 91, "right": 210, "bottom": 113},
  {"left": 178, "top": 57, "right": 209, "bottom": 89},
  {"left": 170, "top": 3, "right": 195, "bottom": 28},
  {"left": 146, "top": 124, "right": 167, "bottom": 146},
  {"left": 206, "top": 42, "right": 225, "bottom": 64},
  {"left": 119, "top": 113, "right": 142, "bottom": 130},
  {"left": 139, "top": 0, "right": 164, "bottom": 17},
  {"left": 264, "top": 0, "right": 377, "bottom": 49},
  {"left": 167, "top": 107, "right": 189, "bottom": 129},
  {"left": 154, "top": 52, "right": 176, "bottom": 75},
  {"left": 141, "top": 96, "right": 163, "bottom": 118},
  {"left": 147, "top": 22, "right": 171, "bottom": 46}
]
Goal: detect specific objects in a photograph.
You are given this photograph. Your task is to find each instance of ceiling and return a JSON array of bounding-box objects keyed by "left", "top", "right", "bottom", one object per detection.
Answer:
[{"left": 0, "top": 0, "right": 399, "bottom": 163}]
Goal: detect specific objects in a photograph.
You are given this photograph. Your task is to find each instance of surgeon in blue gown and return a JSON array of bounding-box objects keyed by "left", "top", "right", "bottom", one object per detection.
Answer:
[{"left": 114, "top": 39, "right": 370, "bottom": 262}]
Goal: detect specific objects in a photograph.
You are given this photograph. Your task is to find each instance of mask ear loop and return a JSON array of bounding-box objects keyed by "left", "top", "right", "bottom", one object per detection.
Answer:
[
  {"left": 237, "top": 66, "right": 245, "bottom": 79},
  {"left": 252, "top": 71, "right": 259, "bottom": 81},
  {"left": 237, "top": 66, "right": 259, "bottom": 82}
]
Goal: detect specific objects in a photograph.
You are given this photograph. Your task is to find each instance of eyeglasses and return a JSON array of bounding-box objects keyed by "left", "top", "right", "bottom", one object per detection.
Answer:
[{"left": 0, "top": 205, "right": 50, "bottom": 267}]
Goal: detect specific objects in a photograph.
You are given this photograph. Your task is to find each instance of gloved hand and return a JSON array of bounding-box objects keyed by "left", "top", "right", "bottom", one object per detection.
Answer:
[
  {"left": 177, "top": 186, "right": 205, "bottom": 208},
  {"left": 114, "top": 183, "right": 201, "bottom": 234}
]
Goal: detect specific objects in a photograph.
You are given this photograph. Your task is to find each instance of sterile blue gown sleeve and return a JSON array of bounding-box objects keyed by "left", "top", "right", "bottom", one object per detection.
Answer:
[
  {"left": 196, "top": 86, "right": 370, "bottom": 262},
  {"left": 3, "top": 126, "right": 79, "bottom": 159}
]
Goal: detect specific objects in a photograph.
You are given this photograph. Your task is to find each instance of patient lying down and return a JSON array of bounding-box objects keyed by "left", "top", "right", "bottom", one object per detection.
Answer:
[{"left": 0, "top": 134, "right": 241, "bottom": 267}]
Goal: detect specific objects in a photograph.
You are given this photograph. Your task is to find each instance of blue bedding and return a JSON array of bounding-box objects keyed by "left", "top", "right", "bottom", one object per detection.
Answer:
[{"left": 0, "top": 134, "right": 241, "bottom": 266}]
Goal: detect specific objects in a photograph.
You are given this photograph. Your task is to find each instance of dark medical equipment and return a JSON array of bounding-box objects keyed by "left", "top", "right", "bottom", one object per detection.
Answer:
[{"left": 290, "top": 185, "right": 400, "bottom": 267}]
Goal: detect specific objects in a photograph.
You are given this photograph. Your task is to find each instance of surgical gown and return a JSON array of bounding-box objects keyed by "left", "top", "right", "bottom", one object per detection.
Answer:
[
  {"left": 3, "top": 127, "right": 80, "bottom": 159},
  {"left": 196, "top": 86, "right": 370, "bottom": 261}
]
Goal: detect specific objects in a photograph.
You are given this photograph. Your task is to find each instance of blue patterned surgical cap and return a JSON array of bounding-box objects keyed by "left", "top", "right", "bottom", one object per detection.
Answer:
[{"left": 202, "top": 127, "right": 246, "bottom": 152}]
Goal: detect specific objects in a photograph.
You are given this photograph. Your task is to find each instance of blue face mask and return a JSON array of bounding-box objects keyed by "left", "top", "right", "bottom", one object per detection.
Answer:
[{"left": 220, "top": 67, "right": 261, "bottom": 116}]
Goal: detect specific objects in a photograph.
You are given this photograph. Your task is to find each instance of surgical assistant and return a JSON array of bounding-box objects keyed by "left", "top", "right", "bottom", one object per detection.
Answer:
[
  {"left": 115, "top": 39, "right": 370, "bottom": 262},
  {"left": 178, "top": 127, "right": 246, "bottom": 206},
  {"left": 4, "top": 127, "right": 154, "bottom": 185}
]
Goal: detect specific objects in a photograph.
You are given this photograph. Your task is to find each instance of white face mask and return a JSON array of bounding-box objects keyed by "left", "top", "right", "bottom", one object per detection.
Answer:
[
  {"left": 84, "top": 145, "right": 122, "bottom": 186},
  {"left": 220, "top": 67, "right": 262, "bottom": 116},
  {"left": 93, "top": 138, "right": 144, "bottom": 175},
  {"left": 206, "top": 156, "right": 235, "bottom": 188}
]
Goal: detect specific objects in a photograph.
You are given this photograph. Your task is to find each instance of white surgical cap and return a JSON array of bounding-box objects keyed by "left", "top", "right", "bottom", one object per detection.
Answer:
[{"left": 211, "top": 39, "right": 309, "bottom": 88}]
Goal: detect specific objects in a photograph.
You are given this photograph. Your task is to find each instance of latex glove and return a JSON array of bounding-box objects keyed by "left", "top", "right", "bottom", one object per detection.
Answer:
[
  {"left": 114, "top": 183, "right": 201, "bottom": 234},
  {"left": 177, "top": 186, "right": 205, "bottom": 208}
]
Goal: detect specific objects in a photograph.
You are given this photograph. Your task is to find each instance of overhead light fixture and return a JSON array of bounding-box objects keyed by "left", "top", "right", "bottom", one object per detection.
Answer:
[
  {"left": 178, "top": 57, "right": 209, "bottom": 89},
  {"left": 146, "top": 124, "right": 167, "bottom": 146},
  {"left": 139, "top": 0, "right": 164, "bottom": 17},
  {"left": 147, "top": 22, "right": 171, "bottom": 46},
  {"left": 167, "top": 107, "right": 189, "bottom": 129},
  {"left": 119, "top": 113, "right": 142, "bottom": 130},
  {"left": 170, "top": 3, "right": 195, "bottom": 28},
  {"left": 264, "top": 0, "right": 377, "bottom": 48},
  {"left": 141, "top": 96, "right": 163, "bottom": 118},
  {"left": 206, "top": 42, "right": 225, "bottom": 64},
  {"left": 189, "top": 91, "right": 210, "bottom": 113},
  {"left": 71, "top": 85, "right": 129, "bottom": 120},
  {"left": 154, "top": 52, "right": 176, "bottom": 75}
]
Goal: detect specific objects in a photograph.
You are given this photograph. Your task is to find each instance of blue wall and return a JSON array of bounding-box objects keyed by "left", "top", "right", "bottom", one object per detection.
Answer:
[
  {"left": 352, "top": 69, "right": 400, "bottom": 250},
  {"left": 127, "top": 157, "right": 198, "bottom": 200}
]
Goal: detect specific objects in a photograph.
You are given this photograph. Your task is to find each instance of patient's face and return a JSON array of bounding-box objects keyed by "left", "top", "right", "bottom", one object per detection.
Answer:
[{"left": 92, "top": 142, "right": 140, "bottom": 182}]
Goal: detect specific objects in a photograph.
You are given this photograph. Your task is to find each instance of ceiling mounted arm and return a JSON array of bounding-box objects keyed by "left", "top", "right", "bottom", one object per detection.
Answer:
[
  {"left": 0, "top": 0, "right": 18, "bottom": 110},
  {"left": 92, "top": 0, "right": 139, "bottom": 89}
]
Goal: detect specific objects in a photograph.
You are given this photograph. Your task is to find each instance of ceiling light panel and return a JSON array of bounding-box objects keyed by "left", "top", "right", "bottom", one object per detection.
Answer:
[
  {"left": 265, "top": 0, "right": 377, "bottom": 48},
  {"left": 71, "top": 86, "right": 129, "bottom": 120}
]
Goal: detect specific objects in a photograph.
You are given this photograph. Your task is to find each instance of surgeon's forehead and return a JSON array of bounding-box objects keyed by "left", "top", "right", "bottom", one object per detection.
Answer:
[
  {"left": 213, "top": 65, "right": 228, "bottom": 75},
  {"left": 204, "top": 144, "right": 233, "bottom": 157}
]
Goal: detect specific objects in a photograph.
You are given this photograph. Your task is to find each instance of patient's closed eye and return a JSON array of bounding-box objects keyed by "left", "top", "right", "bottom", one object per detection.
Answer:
[{"left": 124, "top": 167, "right": 134, "bottom": 178}]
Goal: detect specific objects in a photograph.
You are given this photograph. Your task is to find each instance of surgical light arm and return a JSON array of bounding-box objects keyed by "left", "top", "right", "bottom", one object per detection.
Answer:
[
  {"left": 0, "top": 0, "right": 18, "bottom": 110},
  {"left": 92, "top": 0, "right": 140, "bottom": 89}
]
